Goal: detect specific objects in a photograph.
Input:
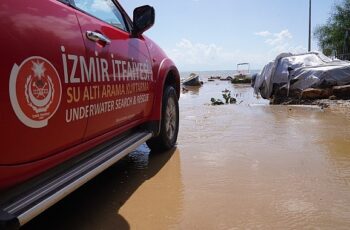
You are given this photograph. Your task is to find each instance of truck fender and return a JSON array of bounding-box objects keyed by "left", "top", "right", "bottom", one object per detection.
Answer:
[{"left": 148, "top": 58, "right": 180, "bottom": 135}]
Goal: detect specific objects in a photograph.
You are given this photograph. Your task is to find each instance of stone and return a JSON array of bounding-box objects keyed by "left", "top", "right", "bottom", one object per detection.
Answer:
[
  {"left": 274, "top": 86, "right": 301, "bottom": 98},
  {"left": 301, "top": 88, "right": 332, "bottom": 99},
  {"left": 332, "top": 85, "right": 350, "bottom": 99}
]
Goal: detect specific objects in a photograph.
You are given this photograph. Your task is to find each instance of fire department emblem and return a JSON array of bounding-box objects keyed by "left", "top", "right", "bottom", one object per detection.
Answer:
[{"left": 9, "top": 56, "right": 62, "bottom": 128}]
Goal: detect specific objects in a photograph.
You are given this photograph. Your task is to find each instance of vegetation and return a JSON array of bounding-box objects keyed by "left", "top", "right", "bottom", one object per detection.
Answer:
[
  {"left": 314, "top": 0, "right": 350, "bottom": 56},
  {"left": 210, "top": 90, "right": 237, "bottom": 105}
]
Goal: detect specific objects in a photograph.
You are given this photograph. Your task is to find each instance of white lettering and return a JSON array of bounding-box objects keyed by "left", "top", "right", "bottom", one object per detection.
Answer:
[
  {"left": 80, "top": 56, "right": 96, "bottom": 83},
  {"left": 61, "top": 48, "right": 154, "bottom": 84}
]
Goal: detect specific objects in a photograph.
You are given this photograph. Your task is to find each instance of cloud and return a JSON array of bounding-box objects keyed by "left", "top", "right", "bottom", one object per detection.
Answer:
[
  {"left": 167, "top": 30, "right": 307, "bottom": 71},
  {"left": 265, "top": 30, "right": 292, "bottom": 46},
  {"left": 166, "top": 39, "right": 239, "bottom": 71},
  {"left": 166, "top": 39, "right": 273, "bottom": 71},
  {"left": 255, "top": 31, "right": 271, "bottom": 37},
  {"left": 255, "top": 29, "right": 306, "bottom": 58}
]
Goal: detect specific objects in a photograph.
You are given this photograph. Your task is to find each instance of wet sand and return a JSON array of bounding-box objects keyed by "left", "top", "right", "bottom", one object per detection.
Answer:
[{"left": 23, "top": 81, "right": 350, "bottom": 229}]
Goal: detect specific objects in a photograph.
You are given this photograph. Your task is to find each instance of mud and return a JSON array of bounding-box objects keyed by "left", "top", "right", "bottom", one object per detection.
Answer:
[{"left": 23, "top": 81, "right": 350, "bottom": 229}]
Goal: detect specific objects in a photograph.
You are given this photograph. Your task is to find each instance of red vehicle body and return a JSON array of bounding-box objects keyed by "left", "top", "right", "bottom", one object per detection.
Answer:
[{"left": 0, "top": 0, "right": 180, "bottom": 228}]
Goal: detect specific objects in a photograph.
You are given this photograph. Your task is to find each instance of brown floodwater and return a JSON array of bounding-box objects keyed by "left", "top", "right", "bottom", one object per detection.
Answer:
[{"left": 23, "top": 80, "right": 350, "bottom": 229}]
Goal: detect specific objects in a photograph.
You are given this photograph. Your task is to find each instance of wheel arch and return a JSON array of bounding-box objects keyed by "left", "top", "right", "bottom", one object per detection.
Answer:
[
  {"left": 164, "top": 69, "right": 180, "bottom": 100},
  {"left": 147, "top": 58, "right": 180, "bottom": 136}
]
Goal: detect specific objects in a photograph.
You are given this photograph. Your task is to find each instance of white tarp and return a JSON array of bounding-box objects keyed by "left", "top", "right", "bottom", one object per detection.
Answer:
[{"left": 253, "top": 52, "right": 350, "bottom": 99}]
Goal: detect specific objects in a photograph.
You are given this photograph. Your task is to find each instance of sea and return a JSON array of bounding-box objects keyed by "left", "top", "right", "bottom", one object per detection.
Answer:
[{"left": 180, "top": 70, "right": 261, "bottom": 80}]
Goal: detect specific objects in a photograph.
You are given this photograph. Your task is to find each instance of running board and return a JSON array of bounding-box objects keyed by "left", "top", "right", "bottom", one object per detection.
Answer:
[{"left": 0, "top": 131, "right": 152, "bottom": 229}]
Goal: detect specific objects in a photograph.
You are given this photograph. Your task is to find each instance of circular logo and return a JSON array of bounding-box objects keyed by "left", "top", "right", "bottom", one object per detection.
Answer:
[{"left": 9, "top": 56, "right": 62, "bottom": 128}]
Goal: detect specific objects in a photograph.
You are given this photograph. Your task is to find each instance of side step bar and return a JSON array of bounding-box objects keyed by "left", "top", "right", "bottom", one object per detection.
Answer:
[{"left": 0, "top": 131, "right": 152, "bottom": 229}]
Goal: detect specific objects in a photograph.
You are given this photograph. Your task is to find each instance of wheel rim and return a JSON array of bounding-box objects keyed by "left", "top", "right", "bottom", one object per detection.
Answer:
[{"left": 165, "top": 97, "right": 177, "bottom": 140}]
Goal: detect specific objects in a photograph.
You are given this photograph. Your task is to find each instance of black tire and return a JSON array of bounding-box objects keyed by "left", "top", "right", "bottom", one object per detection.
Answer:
[{"left": 147, "top": 86, "right": 179, "bottom": 152}]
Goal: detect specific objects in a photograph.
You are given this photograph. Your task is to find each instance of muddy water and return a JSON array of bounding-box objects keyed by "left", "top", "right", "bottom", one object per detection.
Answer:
[{"left": 24, "top": 81, "right": 350, "bottom": 229}]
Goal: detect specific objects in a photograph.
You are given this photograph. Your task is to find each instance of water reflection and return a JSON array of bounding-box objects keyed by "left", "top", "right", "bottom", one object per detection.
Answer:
[
  {"left": 178, "top": 82, "right": 350, "bottom": 229},
  {"left": 22, "top": 81, "right": 350, "bottom": 229},
  {"left": 23, "top": 145, "right": 183, "bottom": 230},
  {"left": 182, "top": 85, "right": 201, "bottom": 95}
]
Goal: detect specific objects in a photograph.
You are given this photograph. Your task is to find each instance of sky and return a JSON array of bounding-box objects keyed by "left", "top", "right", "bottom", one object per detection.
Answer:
[{"left": 120, "top": 0, "right": 340, "bottom": 71}]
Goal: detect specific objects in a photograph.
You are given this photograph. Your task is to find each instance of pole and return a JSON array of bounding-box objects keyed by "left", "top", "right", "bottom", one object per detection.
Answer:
[{"left": 308, "top": 0, "right": 312, "bottom": 52}]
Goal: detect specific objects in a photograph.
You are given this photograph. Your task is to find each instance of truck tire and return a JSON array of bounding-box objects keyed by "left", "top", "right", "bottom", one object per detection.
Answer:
[{"left": 147, "top": 86, "right": 179, "bottom": 152}]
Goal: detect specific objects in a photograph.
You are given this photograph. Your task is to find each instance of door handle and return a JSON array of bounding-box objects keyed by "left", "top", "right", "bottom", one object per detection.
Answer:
[{"left": 86, "top": 31, "right": 111, "bottom": 45}]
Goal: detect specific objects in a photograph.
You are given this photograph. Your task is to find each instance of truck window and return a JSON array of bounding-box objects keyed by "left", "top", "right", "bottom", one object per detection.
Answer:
[{"left": 73, "top": 0, "right": 128, "bottom": 31}]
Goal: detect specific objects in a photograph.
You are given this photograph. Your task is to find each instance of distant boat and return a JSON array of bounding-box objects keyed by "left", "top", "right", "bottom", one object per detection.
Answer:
[
  {"left": 182, "top": 73, "right": 202, "bottom": 86},
  {"left": 208, "top": 76, "right": 221, "bottom": 80},
  {"left": 232, "top": 63, "right": 252, "bottom": 84},
  {"left": 220, "top": 76, "right": 233, "bottom": 81},
  {"left": 234, "top": 63, "right": 251, "bottom": 79}
]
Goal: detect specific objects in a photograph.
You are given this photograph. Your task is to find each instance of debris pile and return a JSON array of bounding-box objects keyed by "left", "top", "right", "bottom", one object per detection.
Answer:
[{"left": 252, "top": 52, "right": 350, "bottom": 104}]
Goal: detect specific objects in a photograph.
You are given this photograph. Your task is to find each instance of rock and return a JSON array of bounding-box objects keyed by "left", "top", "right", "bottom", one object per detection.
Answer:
[
  {"left": 274, "top": 86, "right": 301, "bottom": 98},
  {"left": 332, "top": 85, "right": 350, "bottom": 99},
  {"left": 271, "top": 86, "right": 301, "bottom": 104},
  {"left": 329, "top": 95, "right": 337, "bottom": 100},
  {"left": 210, "top": 98, "right": 224, "bottom": 105},
  {"left": 229, "top": 98, "right": 237, "bottom": 104},
  {"left": 301, "top": 88, "right": 332, "bottom": 99}
]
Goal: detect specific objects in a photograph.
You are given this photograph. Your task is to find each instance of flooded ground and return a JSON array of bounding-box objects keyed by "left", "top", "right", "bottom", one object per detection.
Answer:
[{"left": 24, "top": 80, "right": 350, "bottom": 229}]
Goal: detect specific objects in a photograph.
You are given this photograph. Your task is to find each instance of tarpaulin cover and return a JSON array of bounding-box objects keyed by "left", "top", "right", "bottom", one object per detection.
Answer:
[{"left": 253, "top": 52, "right": 350, "bottom": 99}]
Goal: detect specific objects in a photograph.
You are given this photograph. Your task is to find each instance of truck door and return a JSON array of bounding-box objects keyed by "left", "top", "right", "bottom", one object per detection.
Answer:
[
  {"left": 72, "top": 0, "right": 155, "bottom": 139},
  {"left": 0, "top": 0, "right": 89, "bottom": 164}
]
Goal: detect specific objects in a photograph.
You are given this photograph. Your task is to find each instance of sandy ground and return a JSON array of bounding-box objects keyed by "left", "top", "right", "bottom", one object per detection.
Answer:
[{"left": 23, "top": 81, "right": 350, "bottom": 229}]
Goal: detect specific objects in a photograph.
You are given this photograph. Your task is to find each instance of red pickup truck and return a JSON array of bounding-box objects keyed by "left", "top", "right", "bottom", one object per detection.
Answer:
[{"left": 0, "top": 0, "right": 180, "bottom": 228}]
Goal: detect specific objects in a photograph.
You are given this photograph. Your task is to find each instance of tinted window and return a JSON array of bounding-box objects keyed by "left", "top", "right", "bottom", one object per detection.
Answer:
[{"left": 74, "top": 0, "right": 128, "bottom": 31}]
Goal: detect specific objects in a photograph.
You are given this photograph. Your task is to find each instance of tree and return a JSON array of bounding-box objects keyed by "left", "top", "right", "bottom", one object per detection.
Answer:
[{"left": 314, "top": 0, "right": 350, "bottom": 56}]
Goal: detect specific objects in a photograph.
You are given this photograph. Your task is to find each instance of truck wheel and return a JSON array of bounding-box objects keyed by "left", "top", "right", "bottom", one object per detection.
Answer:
[{"left": 147, "top": 86, "right": 179, "bottom": 152}]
